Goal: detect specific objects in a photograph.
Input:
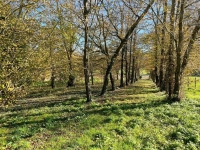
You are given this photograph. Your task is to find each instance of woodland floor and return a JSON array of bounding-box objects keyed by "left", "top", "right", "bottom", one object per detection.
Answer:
[{"left": 0, "top": 78, "right": 200, "bottom": 149}]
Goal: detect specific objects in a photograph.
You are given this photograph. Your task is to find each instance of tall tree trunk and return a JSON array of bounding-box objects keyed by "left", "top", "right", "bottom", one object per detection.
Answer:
[
  {"left": 100, "top": 0, "right": 155, "bottom": 95},
  {"left": 159, "top": 0, "right": 167, "bottom": 91},
  {"left": 56, "top": 1, "right": 75, "bottom": 87},
  {"left": 83, "top": 0, "right": 92, "bottom": 102},
  {"left": 50, "top": 44, "right": 55, "bottom": 89},
  {"left": 173, "top": 0, "right": 185, "bottom": 100},
  {"left": 125, "top": 44, "right": 129, "bottom": 86},
  {"left": 120, "top": 45, "right": 125, "bottom": 87},
  {"left": 90, "top": 62, "right": 94, "bottom": 85},
  {"left": 131, "top": 31, "right": 136, "bottom": 84},
  {"left": 154, "top": 17, "right": 159, "bottom": 86},
  {"left": 131, "top": 57, "right": 135, "bottom": 84},
  {"left": 166, "top": 0, "right": 176, "bottom": 100},
  {"left": 155, "top": 66, "right": 159, "bottom": 85},
  {"left": 152, "top": 4, "right": 161, "bottom": 87},
  {"left": 154, "top": 30, "right": 159, "bottom": 86},
  {"left": 128, "top": 35, "right": 133, "bottom": 83}
]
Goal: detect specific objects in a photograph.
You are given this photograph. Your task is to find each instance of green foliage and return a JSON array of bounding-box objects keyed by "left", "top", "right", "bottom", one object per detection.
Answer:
[
  {"left": 0, "top": 1, "right": 37, "bottom": 105},
  {"left": 1, "top": 80, "right": 200, "bottom": 149}
]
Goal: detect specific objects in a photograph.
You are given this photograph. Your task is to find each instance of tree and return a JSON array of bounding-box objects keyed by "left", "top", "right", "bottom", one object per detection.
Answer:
[
  {"left": 100, "top": 0, "right": 155, "bottom": 95},
  {"left": 148, "top": 0, "right": 200, "bottom": 101},
  {"left": 0, "top": 1, "right": 39, "bottom": 104},
  {"left": 83, "top": 0, "right": 92, "bottom": 102},
  {"left": 159, "top": 0, "right": 167, "bottom": 91},
  {"left": 55, "top": 0, "right": 78, "bottom": 87}
]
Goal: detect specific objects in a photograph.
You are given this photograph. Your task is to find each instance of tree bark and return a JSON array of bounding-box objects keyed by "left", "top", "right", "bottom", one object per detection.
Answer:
[
  {"left": 131, "top": 57, "right": 135, "bottom": 84},
  {"left": 166, "top": 0, "right": 176, "bottom": 100},
  {"left": 125, "top": 44, "right": 129, "bottom": 86},
  {"left": 154, "top": 18, "right": 159, "bottom": 86},
  {"left": 128, "top": 35, "right": 133, "bottom": 83},
  {"left": 159, "top": 0, "right": 167, "bottom": 91},
  {"left": 120, "top": 45, "right": 125, "bottom": 87},
  {"left": 131, "top": 31, "right": 136, "bottom": 84},
  {"left": 83, "top": 0, "right": 92, "bottom": 102},
  {"left": 110, "top": 72, "right": 115, "bottom": 91},
  {"left": 173, "top": 0, "right": 185, "bottom": 100}
]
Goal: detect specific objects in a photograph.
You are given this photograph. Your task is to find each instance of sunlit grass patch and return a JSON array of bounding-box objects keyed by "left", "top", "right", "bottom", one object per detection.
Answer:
[
  {"left": 1, "top": 79, "right": 200, "bottom": 149},
  {"left": 184, "top": 76, "right": 200, "bottom": 100}
]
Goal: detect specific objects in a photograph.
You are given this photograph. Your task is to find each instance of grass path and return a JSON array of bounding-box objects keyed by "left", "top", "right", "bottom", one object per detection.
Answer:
[{"left": 1, "top": 79, "right": 200, "bottom": 149}]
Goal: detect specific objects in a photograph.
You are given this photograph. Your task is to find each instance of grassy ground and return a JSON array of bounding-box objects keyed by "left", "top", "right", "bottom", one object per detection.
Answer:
[
  {"left": 184, "top": 76, "right": 200, "bottom": 100},
  {"left": 0, "top": 79, "right": 200, "bottom": 149}
]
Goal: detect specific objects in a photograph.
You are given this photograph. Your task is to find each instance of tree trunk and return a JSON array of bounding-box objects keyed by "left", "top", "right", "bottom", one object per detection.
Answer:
[
  {"left": 100, "top": 0, "right": 155, "bottom": 95},
  {"left": 50, "top": 65, "right": 55, "bottom": 89},
  {"left": 110, "top": 72, "right": 115, "bottom": 91},
  {"left": 155, "top": 67, "right": 159, "bottom": 86},
  {"left": 128, "top": 35, "right": 133, "bottom": 83},
  {"left": 131, "top": 30, "right": 136, "bottom": 84},
  {"left": 131, "top": 57, "right": 135, "bottom": 84},
  {"left": 152, "top": 5, "right": 161, "bottom": 87},
  {"left": 159, "top": 0, "right": 167, "bottom": 91},
  {"left": 173, "top": 0, "right": 185, "bottom": 101},
  {"left": 50, "top": 75, "right": 55, "bottom": 89},
  {"left": 116, "top": 70, "right": 119, "bottom": 80},
  {"left": 67, "top": 74, "right": 75, "bottom": 87},
  {"left": 154, "top": 52, "right": 159, "bottom": 86},
  {"left": 154, "top": 24, "right": 159, "bottom": 86},
  {"left": 67, "top": 54, "right": 75, "bottom": 87},
  {"left": 125, "top": 44, "right": 129, "bottom": 86},
  {"left": 83, "top": 0, "right": 92, "bottom": 102},
  {"left": 120, "top": 45, "right": 125, "bottom": 87},
  {"left": 100, "top": 64, "right": 110, "bottom": 95},
  {"left": 91, "top": 71, "right": 94, "bottom": 85},
  {"left": 135, "top": 71, "right": 138, "bottom": 81},
  {"left": 166, "top": 0, "right": 176, "bottom": 100}
]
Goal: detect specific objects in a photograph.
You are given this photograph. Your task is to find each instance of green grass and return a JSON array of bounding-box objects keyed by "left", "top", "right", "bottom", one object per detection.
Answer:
[
  {"left": 184, "top": 76, "right": 200, "bottom": 99},
  {"left": 1, "top": 79, "right": 200, "bottom": 149}
]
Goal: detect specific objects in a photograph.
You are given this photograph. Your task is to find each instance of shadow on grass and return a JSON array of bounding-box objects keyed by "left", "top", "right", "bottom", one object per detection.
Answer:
[
  {"left": 0, "top": 99, "right": 169, "bottom": 148},
  {"left": 0, "top": 97, "right": 81, "bottom": 113},
  {"left": 1, "top": 98, "right": 168, "bottom": 132},
  {"left": 87, "top": 99, "right": 169, "bottom": 117},
  {"left": 0, "top": 79, "right": 168, "bottom": 148}
]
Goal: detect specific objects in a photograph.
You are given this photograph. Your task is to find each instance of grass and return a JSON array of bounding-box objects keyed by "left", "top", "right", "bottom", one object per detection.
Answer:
[
  {"left": 184, "top": 76, "right": 200, "bottom": 100},
  {"left": 0, "top": 79, "right": 200, "bottom": 149}
]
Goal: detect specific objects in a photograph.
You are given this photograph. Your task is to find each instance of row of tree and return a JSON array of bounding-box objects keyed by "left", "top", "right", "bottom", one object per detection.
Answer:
[
  {"left": 147, "top": 0, "right": 200, "bottom": 101},
  {"left": 0, "top": 0, "right": 200, "bottom": 105}
]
